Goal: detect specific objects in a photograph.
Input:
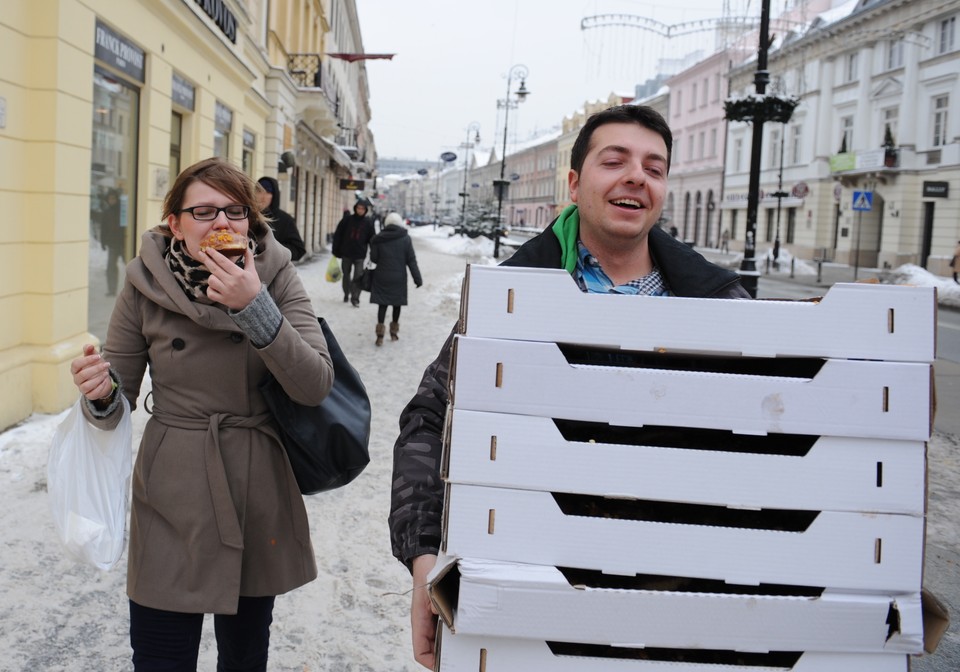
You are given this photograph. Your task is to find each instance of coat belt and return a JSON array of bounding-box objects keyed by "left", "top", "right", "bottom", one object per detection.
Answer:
[{"left": 150, "top": 409, "right": 284, "bottom": 551}]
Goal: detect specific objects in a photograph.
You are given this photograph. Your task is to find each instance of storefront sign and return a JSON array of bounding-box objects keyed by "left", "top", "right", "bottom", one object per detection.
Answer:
[
  {"left": 214, "top": 101, "right": 233, "bottom": 132},
  {"left": 922, "top": 181, "right": 949, "bottom": 198},
  {"left": 94, "top": 20, "right": 145, "bottom": 83},
  {"left": 191, "top": 0, "right": 238, "bottom": 43},
  {"left": 340, "top": 179, "right": 365, "bottom": 191},
  {"left": 792, "top": 182, "right": 809, "bottom": 198},
  {"left": 171, "top": 73, "right": 195, "bottom": 111}
]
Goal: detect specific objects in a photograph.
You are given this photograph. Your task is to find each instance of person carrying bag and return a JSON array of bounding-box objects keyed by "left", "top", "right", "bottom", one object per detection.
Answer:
[{"left": 66, "top": 157, "right": 336, "bottom": 670}]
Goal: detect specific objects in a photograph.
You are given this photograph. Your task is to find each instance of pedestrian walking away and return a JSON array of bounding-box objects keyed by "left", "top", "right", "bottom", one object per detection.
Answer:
[
  {"left": 68, "top": 157, "right": 335, "bottom": 671},
  {"left": 369, "top": 211, "right": 423, "bottom": 346},
  {"left": 257, "top": 176, "right": 306, "bottom": 262},
  {"left": 96, "top": 188, "right": 129, "bottom": 296},
  {"left": 387, "top": 104, "right": 749, "bottom": 669},
  {"left": 951, "top": 240, "right": 960, "bottom": 284},
  {"left": 720, "top": 228, "right": 730, "bottom": 254},
  {"left": 333, "top": 201, "right": 376, "bottom": 306}
]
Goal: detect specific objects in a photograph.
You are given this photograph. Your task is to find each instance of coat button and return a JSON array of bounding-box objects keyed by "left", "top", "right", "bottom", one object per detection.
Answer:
[
  {"left": 230, "top": 332, "right": 244, "bottom": 343},
  {"left": 172, "top": 338, "right": 185, "bottom": 350}
]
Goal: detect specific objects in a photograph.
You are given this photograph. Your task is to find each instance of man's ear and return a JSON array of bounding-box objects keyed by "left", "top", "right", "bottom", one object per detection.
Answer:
[{"left": 567, "top": 169, "right": 580, "bottom": 203}]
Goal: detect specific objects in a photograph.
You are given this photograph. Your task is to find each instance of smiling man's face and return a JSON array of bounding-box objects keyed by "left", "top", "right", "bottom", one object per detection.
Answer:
[{"left": 568, "top": 122, "right": 668, "bottom": 247}]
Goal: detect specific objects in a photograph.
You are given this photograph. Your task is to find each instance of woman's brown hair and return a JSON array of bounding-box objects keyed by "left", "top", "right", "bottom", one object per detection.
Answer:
[{"left": 160, "top": 157, "right": 269, "bottom": 238}]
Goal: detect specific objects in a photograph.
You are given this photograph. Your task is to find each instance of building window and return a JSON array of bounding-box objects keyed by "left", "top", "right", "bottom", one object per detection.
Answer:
[
  {"left": 687, "top": 134, "right": 694, "bottom": 161},
  {"left": 242, "top": 130, "right": 256, "bottom": 176},
  {"left": 698, "top": 131, "right": 705, "bottom": 159},
  {"left": 786, "top": 208, "right": 797, "bottom": 244},
  {"left": 701, "top": 78, "right": 708, "bottom": 106},
  {"left": 170, "top": 111, "right": 183, "bottom": 178},
  {"left": 790, "top": 124, "right": 802, "bottom": 164},
  {"left": 768, "top": 128, "right": 781, "bottom": 168},
  {"left": 713, "top": 73, "right": 721, "bottom": 101},
  {"left": 709, "top": 128, "right": 718, "bottom": 157},
  {"left": 674, "top": 137, "right": 681, "bottom": 164},
  {"left": 883, "top": 107, "right": 899, "bottom": 145},
  {"left": 733, "top": 138, "right": 743, "bottom": 172},
  {"left": 765, "top": 209, "right": 774, "bottom": 242},
  {"left": 675, "top": 91, "right": 682, "bottom": 116},
  {"left": 691, "top": 84, "right": 697, "bottom": 111},
  {"left": 214, "top": 101, "right": 233, "bottom": 159},
  {"left": 844, "top": 52, "right": 858, "bottom": 83},
  {"left": 939, "top": 16, "right": 956, "bottom": 54},
  {"left": 730, "top": 209, "right": 738, "bottom": 240},
  {"left": 886, "top": 37, "right": 904, "bottom": 69},
  {"left": 932, "top": 95, "right": 949, "bottom": 147},
  {"left": 839, "top": 115, "right": 854, "bottom": 152}
]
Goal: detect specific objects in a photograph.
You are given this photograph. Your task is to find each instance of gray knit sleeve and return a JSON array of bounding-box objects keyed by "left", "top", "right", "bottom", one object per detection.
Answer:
[{"left": 228, "top": 283, "right": 283, "bottom": 347}]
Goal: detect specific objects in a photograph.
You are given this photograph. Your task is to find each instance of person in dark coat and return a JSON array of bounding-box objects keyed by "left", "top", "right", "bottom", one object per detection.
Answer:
[
  {"left": 257, "top": 176, "right": 306, "bottom": 262},
  {"left": 369, "top": 211, "right": 422, "bottom": 346},
  {"left": 98, "top": 189, "right": 128, "bottom": 296},
  {"left": 332, "top": 201, "right": 375, "bottom": 306}
]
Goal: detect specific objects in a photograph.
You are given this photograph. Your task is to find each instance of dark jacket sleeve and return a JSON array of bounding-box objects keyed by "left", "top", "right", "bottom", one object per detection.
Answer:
[
  {"left": 332, "top": 217, "right": 346, "bottom": 257},
  {"left": 406, "top": 238, "right": 423, "bottom": 287},
  {"left": 271, "top": 210, "right": 306, "bottom": 262},
  {"left": 388, "top": 329, "right": 455, "bottom": 569}
]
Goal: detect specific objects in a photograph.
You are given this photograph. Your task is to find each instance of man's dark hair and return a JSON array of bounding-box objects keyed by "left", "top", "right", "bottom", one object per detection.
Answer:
[{"left": 570, "top": 104, "right": 673, "bottom": 175}]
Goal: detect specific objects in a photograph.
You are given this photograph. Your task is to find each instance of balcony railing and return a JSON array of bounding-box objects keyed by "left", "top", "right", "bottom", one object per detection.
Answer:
[{"left": 288, "top": 54, "right": 337, "bottom": 109}]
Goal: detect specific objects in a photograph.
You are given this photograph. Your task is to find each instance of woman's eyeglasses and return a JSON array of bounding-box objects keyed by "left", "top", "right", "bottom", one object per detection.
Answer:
[{"left": 178, "top": 205, "right": 250, "bottom": 221}]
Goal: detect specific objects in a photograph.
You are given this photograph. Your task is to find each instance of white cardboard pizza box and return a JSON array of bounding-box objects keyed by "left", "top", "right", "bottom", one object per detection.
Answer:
[
  {"left": 435, "top": 623, "right": 910, "bottom": 672},
  {"left": 442, "top": 409, "right": 927, "bottom": 515},
  {"left": 427, "top": 555, "right": 925, "bottom": 655},
  {"left": 440, "top": 483, "right": 923, "bottom": 593},
  {"left": 458, "top": 265, "right": 936, "bottom": 362},
  {"left": 449, "top": 336, "right": 933, "bottom": 441}
]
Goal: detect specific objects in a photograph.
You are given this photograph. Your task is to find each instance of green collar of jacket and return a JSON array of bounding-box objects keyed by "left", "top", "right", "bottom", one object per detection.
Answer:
[{"left": 551, "top": 204, "right": 580, "bottom": 274}]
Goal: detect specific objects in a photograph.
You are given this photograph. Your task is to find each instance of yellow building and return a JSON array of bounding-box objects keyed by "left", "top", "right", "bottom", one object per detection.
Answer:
[{"left": 0, "top": 0, "right": 374, "bottom": 430}]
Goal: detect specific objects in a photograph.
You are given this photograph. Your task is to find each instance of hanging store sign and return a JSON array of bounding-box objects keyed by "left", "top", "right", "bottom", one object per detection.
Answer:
[
  {"left": 190, "top": 0, "right": 238, "bottom": 43},
  {"left": 94, "top": 20, "right": 145, "bottom": 83},
  {"left": 171, "top": 73, "right": 195, "bottom": 111},
  {"left": 214, "top": 101, "right": 233, "bottom": 132},
  {"left": 922, "top": 181, "right": 949, "bottom": 198},
  {"left": 340, "top": 179, "right": 365, "bottom": 191}
]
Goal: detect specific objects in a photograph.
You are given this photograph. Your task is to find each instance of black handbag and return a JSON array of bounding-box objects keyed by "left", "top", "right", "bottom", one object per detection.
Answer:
[
  {"left": 259, "top": 317, "right": 371, "bottom": 494},
  {"left": 357, "top": 265, "right": 375, "bottom": 292}
]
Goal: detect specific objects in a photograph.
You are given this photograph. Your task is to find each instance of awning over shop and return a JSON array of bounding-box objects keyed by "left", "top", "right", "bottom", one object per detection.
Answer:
[{"left": 319, "top": 136, "right": 354, "bottom": 171}]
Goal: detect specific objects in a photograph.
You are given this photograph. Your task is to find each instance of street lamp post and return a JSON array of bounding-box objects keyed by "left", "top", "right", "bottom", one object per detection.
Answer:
[
  {"left": 738, "top": 0, "right": 772, "bottom": 297},
  {"left": 437, "top": 150, "right": 458, "bottom": 229},
  {"left": 459, "top": 122, "right": 481, "bottom": 230},
  {"left": 494, "top": 64, "right": 529, "bottom": 259}
]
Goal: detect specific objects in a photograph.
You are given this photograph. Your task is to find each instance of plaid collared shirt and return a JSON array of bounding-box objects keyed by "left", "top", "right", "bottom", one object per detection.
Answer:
[{"left": 573, "top": 240, "right": 672, "bottom": 296}]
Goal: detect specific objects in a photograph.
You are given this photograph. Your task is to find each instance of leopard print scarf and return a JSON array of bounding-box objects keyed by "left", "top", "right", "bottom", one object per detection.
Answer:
[{"left": 165, "top": 236, "right": 256, "bottom": 302}]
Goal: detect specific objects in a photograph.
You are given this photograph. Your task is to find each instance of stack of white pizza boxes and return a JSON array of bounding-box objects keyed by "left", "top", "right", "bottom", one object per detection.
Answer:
[{"left": 428, "top": 264, "right": 940, "bottom": 672}]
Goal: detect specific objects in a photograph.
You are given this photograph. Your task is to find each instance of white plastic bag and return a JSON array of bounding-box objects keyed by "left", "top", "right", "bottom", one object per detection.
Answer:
[{"left": 47, "top": 396, "right": 132, "bottom": 571}]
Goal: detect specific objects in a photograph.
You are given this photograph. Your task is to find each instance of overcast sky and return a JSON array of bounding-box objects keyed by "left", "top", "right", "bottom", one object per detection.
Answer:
[{"left": 354, "top": 0, "right": 759, "bottom": 163}]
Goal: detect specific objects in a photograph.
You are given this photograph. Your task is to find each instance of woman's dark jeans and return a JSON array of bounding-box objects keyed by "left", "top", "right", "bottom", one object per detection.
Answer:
[{"left": 129, "top": 596, "right": 275, "bottom": 671}]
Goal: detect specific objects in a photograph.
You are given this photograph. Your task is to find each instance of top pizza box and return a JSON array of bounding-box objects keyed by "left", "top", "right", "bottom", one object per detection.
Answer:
[{"left": 458, "top": 265, "right": 937, "bottom": 362}]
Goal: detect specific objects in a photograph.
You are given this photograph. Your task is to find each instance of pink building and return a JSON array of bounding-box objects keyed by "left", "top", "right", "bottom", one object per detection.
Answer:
[{"left": 664, "top": 50, "right": 736, "bottom": 248}]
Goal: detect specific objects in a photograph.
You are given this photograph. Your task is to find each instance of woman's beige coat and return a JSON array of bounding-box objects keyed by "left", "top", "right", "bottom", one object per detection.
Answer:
[{"left": 82, "top": 228, "right": 333, "bottom": 614}]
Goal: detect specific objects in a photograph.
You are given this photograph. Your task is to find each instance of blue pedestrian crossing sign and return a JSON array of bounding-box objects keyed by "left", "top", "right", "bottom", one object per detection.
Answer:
[{"left": 852, "top": 191, "right": 873, "bottom": 211}]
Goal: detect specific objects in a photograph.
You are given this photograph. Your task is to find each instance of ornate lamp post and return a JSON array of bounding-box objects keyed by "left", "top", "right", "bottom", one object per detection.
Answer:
[
  {"left": 739, "top": 0, "right": 771, "bottom": 298},
  {"left": 459, "top": 122, "right": 481, "bottom": 230},
  {"left": 493, "top": 64, "right": 529, "bottom": 258}
]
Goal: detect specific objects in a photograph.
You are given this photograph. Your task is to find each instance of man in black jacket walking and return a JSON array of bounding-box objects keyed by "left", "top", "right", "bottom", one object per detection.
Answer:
[
  {"left": 332, "top": 201, "right": 375, "bottom": 306},
  {"left": 388, "top": 104, "right": 749, "bottom": 670}
]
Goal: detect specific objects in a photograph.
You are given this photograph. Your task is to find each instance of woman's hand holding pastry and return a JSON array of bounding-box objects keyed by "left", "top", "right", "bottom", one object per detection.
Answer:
[{"left": 202, "top": 246, "right": 261, "bottom": 310}]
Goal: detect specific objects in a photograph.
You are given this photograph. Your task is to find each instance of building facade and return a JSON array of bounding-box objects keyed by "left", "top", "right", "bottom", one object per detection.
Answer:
[
  {"left": 722, "top": 0, "right": 959, "bottom": 272},
  {"left": 0, "top": 0, "right": 373, "bottom": 429}
]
